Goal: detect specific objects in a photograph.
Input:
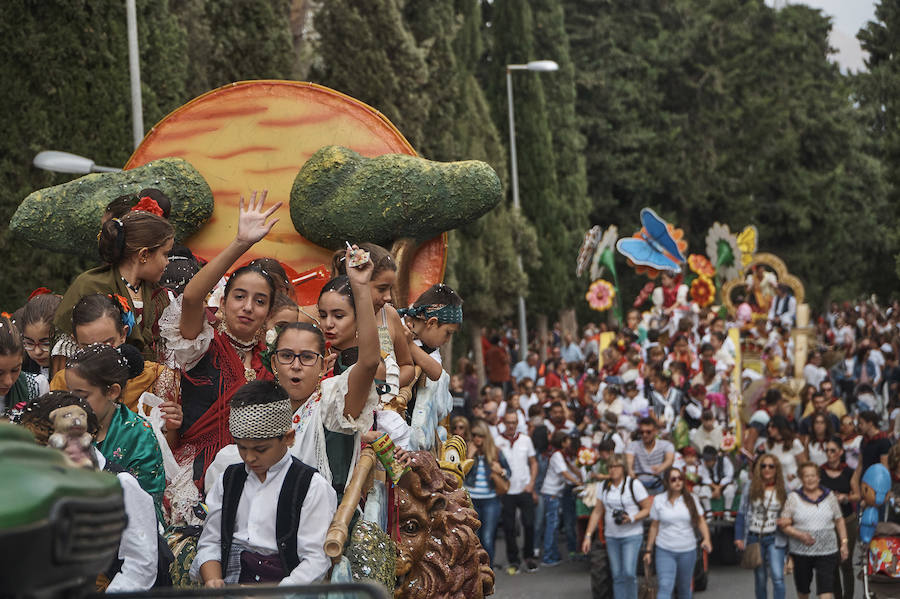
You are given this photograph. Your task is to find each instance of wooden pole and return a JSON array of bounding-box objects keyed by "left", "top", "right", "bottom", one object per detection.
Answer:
[{"left": 324, "top": 446, "right": 377, "bottom": 558}]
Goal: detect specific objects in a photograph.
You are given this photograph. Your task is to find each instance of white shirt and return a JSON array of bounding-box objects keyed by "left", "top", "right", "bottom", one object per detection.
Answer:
[
  {"left": 803, "top": 363, "right": 828, "bottom": 390},
  {"left": 650, "top": 492, "right": 704, "bottom": 552},
  {"left": 192, "top": 451, "right": 337, "bottom": 585},
  {"left": 600, "top": 477, "right": 649, "bottom": 538},
  {"left": 541, "top": 451, "right": 570, "bottom": 496},
  {"left": 545, "top": 419, "right": 576, "bottom": 435},
  {"left": 698, "top": 458, "right": 734, "bottom": 486},
  {"left": 495, "top": 433, "right": 536, "bottom": 495},
  {"left": 94, "top": 452, "right": 158, "bottom": 593}
]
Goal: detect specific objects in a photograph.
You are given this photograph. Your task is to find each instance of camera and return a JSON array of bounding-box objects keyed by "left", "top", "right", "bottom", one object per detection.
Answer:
[{"left": 613, "top": 509, "right": 627, "bottom": 525}]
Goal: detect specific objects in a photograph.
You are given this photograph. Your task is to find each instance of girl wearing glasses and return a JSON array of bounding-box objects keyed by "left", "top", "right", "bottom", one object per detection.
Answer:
[
  {"left": 735, "top": 454, "right": 789, "bottom": 599},
  {"left": 277, "top": 268, "right": 382, "bottom": 503},
  {"left": 644, "top": 466, "right": 712, "bottom": 599},
  {"left": 16, "top": 290, "right": 60, "bottom": 380},
  {"left": 818, "top": 438, "right": 859, "bottom": 599},
  {"left": 0, "top": 315, "right": 49, "bottom": 420}
]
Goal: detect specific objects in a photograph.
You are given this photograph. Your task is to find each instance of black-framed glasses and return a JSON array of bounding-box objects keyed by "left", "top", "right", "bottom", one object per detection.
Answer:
[
  {"left": 23, "top": 339, "right": 51, "bottom": 351},
  {"left": 274, "top": 349, "right": 323, "bottom": 366}
]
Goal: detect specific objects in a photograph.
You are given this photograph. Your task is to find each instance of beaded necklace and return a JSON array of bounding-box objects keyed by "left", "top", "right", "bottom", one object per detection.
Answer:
[{"left": 216, "top": 319, "right": 258, "bottom": 382}]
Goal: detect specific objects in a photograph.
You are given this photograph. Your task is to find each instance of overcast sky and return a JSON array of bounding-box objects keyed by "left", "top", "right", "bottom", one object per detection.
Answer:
[{"left": 789, "top": 0, "right": 877, "bottom": 72}]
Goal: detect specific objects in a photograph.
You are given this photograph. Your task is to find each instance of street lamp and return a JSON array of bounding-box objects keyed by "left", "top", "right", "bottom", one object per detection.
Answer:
[
  {"left": 33, "top": 151, "right": 121, "bottom": 174},
  {"left": 506, "top": 59, "right": 558, "bottom": 355}
]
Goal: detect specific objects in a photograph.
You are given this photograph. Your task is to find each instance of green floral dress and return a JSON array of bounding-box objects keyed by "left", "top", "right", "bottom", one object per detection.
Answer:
[{"left": 96, "top": 402, "right": 166, "bottom": 521}]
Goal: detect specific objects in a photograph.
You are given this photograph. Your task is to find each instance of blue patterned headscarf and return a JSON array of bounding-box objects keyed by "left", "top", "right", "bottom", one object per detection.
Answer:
[{"left": 398, "top": 303, "right": 463, "bottom": 324}]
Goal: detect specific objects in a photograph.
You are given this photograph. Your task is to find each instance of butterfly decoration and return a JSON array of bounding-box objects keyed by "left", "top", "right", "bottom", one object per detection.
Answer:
[
  {"left": 737, "top": 225, "right": 758, "bottom": 267},
  {"left": 616, "top": 208, "right": 687, "bottom": 276}
]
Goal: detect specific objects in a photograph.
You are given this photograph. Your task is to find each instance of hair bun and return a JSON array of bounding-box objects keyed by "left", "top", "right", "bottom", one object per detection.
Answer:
[{"left": 116, "top": 343, "right": 145, "bottom": 379}]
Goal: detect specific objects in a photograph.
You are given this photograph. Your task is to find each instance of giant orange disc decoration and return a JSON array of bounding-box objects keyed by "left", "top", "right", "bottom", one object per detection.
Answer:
[{"left": 125, "top": 80, "right": 447, "bottom": 305}]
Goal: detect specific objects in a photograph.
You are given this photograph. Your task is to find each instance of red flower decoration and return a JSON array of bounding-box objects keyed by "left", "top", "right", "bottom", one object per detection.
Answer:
[
  {"left": 109, "top": 293, "right": 132, "bottom": 314},
  {"left": 132, "top": 196, "right": 164, "bottom": 217},
  {"left": 293, "top": 414, "right": 301, "bottom": 424},
  {"left": 690, "top": 276, "right": 715, "bottom": 308},
  {"left": 688, "top": 254, "right": 715, "bottom": 277},
  {"left": 28, "top": 287, "right": 53, "bottom": 301},
  {"left": 0, "top": 312, "right": 11, "bottom": 319}
]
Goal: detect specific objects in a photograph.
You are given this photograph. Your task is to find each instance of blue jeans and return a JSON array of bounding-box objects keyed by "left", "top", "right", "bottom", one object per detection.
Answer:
[
  {"left": 655, "top": 546, "right": 697, "bottom": 599},
  {"left": 747, "top": 533, "right": 786, "bottom": 599},
  {"left": 541, "top": 494, "right": 561, "bottom": 563},
  {"left": 561, "top": 485, "right": 578, "bottom": 553},
  {"left": 607, "top": 533, "right": 643, "bottom": 599},
  {"left": 472, "top": 496, "right": 501, "bottom": 565}
]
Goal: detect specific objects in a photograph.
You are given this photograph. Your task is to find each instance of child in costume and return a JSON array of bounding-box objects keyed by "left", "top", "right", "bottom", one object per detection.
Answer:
[
  {"left": 64, "top": 343, "right": 166, "bottom": 520},
  {"left": 395, "top": 284, "right": 463, "bottom": 450},
  {"left": 19, "top": 390, "right": 165, "bottom": 592},
  {"left": 15, "top": 289, "right": 61, "bottom": 380},
  {"left": 192, "top": 380, "right": 336, "bottom": 587},
  {"left": 0, "top": 314, "right": 49, "bottom": 419}
]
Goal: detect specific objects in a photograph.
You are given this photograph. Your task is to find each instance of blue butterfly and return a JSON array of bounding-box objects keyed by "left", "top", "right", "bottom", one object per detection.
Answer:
[{"left": 616, "top": 208, "right": 686, "bottom": 272}]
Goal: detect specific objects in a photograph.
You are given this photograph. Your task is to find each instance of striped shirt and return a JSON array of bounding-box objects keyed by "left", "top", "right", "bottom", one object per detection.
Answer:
[{"left": 466, "top": 457, "right": 496, "bottom": 500}]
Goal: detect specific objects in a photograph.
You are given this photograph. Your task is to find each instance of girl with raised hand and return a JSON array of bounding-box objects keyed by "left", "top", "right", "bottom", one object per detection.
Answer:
[
  {"left": 65, "top": 343, "right": 166, "bottom": 521},
  {"left": 54, "top": 210, "right": 175, "bottom": 365},
  {"left": 0, "top": 314, "right": 49, "bottom": 420},
  {"left": 328, "top": 243, "right": 415, "bottom": 390},
  {"left": 159, "top": 191, "right": 280, "bottom": 480},
  {"left": 49, "top": 293, "right": 182, "bottom": 448}
]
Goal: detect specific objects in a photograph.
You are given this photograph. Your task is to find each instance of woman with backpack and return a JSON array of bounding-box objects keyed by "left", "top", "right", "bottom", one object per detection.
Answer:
[{"left": 581, "top": 454, "right": 652, "bottom": 599}]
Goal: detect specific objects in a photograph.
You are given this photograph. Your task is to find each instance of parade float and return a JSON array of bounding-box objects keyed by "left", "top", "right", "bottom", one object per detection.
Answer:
[
  {"left": 8, "top": 81, "right": 498, "bottom": 598},
  {"left": 576, "top": 210, "right": 811, "bottom": 445}
]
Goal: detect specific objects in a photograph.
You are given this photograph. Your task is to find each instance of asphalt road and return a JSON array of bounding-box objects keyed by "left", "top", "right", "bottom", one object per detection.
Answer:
[{"left": 490, "top": 536, "right": 867, "bottom": 599}]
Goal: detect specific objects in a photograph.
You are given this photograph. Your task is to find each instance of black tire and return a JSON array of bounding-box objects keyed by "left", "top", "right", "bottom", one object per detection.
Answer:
[{"left": 590, "top": 540, "right": 613, "bottom": 599}]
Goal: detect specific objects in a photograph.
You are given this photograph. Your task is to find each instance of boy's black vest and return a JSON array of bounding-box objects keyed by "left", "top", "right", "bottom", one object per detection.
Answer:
[{"left": 220, "top": 457, "right": 317, "bottom": 577}]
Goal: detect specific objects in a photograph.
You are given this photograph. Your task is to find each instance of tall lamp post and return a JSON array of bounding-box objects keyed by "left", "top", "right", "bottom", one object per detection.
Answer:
[{"left": 506, "top": 60, "right": 558, "bottom": 356}]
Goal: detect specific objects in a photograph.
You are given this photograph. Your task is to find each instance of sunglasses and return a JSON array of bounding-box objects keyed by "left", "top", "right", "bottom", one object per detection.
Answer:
[
  {"left": 760, "top": 463, "right": 776, "bottom": 470},
  {"left": 669, "top": 476, "right": 683, "bottom": 482}
]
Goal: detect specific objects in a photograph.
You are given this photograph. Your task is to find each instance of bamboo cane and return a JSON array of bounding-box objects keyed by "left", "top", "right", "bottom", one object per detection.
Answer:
[{"left": 324, "top": 446, "right": 377, "bottom": 557}]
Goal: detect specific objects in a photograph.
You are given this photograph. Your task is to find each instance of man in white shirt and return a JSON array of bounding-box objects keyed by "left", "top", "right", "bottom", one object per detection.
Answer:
[
  {"left": 495, "top": 411, "right": 539, "bottom": 574},
  {"left": 512, "top": 351, "right": 540, "bottom": 384},
  {"left": 696, "top": 445, "right": 736, "bottom": 517},
  {"left": 544, "top": 401, "right": 576, "bottom": 435},
  {"left": 689, "top": 410, "right": 724, "bottom": 454}
]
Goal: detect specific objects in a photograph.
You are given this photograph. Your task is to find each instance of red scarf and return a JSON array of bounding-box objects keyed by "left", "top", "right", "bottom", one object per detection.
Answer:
[{"left": 174, "top": 329, "right": 272, "bottom": 482}]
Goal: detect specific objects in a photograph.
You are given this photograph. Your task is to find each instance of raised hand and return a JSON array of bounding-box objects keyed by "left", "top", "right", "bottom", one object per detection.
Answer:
[{"left": 236, "top": 190, "right": 282, "bottom": 245}]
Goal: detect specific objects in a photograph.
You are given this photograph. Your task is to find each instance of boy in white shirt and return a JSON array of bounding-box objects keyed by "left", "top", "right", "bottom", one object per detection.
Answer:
[{"left": 192, "top": 380, "right": 337, "bottom": 587}]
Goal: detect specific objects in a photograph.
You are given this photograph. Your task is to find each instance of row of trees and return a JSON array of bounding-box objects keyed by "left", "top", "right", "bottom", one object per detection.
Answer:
[{"left": 2, "top": 0, "right": 899, "bottom": 335}]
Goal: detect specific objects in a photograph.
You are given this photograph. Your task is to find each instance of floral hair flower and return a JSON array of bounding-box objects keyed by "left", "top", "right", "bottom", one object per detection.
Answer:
[
  {"left": 108, "top": 294, "right": 136, "bottom": 331},
  {"left": 132, "top": 196, "right": 164, "bottom": 218}
]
